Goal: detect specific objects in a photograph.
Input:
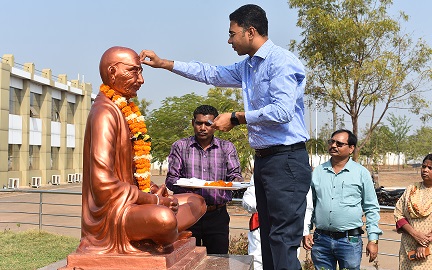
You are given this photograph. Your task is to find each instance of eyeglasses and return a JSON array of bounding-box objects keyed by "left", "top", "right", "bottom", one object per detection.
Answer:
[
  {"left": 327, "top": 139, "right": 349, "bottom": 148},
  {"left": 228, "top": 29, "right": 245, "bottom": 38},
  {"left": 193, "top": 120, "right": 213, "bottom": 127},
  {"left": 111, "top": 62, "right": 143, "bottom": 75}
]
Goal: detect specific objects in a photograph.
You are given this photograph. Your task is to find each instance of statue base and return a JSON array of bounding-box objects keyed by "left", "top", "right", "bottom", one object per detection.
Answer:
[{"left": 59, "top": 238, "right": 207, "bottom": 270}]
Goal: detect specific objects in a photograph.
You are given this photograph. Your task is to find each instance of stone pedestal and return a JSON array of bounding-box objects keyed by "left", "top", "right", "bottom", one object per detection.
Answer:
[{"left": 59, "top": 238, "right": 207, "bottom": 270}]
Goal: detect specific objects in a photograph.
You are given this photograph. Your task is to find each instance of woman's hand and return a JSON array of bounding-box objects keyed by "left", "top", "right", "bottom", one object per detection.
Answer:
[
  {"left": 401, "top": 223, "right": 430, "bottom": 247},
  {"left": 415, "top": 246, "right": 428, "bottom": 260},
  {"left": 413, "top": 231, "right": 430, "bottom": 247}
]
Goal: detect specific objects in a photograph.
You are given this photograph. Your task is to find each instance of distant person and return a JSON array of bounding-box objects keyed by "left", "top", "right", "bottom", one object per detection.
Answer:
[
  {"left": 303, "top": 129, "right": 382, "bottom": 270},
  {"left": 165, "top": 105, "right": 243, "bottom": 254},
  {"left": 242, "top": 175, "right": 313, "bottom": 270},
  {"left": 141, "top": 4, "right": 311, "bottom": 269},
  {"left": 394, "top": 154, "right": 432, "bottom": 269},
  {"left": 79, "top": 46, "right": 206, "bottom": 254}
]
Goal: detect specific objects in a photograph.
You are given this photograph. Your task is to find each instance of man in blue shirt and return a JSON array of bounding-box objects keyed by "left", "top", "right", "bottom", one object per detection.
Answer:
[
  {"left": 141, "top": 4, "right": 311, "bottom": 270},
  {"left": 303, "top": 129, "right": 382, "bottom": 270}
]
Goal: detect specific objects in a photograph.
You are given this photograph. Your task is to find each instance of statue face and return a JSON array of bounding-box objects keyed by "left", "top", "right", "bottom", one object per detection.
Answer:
[{"left": 110, "top": 52, "right": 144, "bottom": 99}]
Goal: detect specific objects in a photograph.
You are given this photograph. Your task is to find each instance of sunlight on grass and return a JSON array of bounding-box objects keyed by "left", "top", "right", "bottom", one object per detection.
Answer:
[{"left": 0, "top": 229, "right": 79, "bottom": 270}]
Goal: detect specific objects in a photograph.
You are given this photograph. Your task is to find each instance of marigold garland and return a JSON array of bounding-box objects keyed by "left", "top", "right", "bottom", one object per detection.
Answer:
[{"left": 100, "top": 84, "right": 152, "bottom": 192}]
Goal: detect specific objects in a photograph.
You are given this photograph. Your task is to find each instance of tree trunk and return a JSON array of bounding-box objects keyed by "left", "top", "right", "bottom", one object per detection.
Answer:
[
  {"left": 332, "top": 102, "right": 337, "bottom": 131},
  {"left": 352, "top": 115, "right": 359, "bottom": 161}
]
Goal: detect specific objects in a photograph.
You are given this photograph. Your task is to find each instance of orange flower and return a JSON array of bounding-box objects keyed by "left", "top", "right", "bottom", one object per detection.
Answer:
[{"left": 100, "top": 84, "right": 151, "bottom": 192}]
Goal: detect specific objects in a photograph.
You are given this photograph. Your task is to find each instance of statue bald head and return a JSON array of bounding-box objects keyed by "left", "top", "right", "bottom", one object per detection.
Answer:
[
  {"left": 99, "top": 46, "right": 136, "bottom": 85},
  {"left": 99, "top": 46, "right": 144, "bottom": 99}
]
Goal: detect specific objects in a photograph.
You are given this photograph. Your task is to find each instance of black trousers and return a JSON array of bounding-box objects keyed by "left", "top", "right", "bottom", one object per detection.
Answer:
[
  {"left": 254, "top": 147, "right": 311, "bottom": 270},
  {"left": 188, "top": 205, "right": 230, "bottom": 254}
]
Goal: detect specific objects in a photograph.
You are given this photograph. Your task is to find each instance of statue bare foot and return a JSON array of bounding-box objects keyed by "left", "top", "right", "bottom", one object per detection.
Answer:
[{"left": 177, "top": 230, "right": 193, "bottom": 240}]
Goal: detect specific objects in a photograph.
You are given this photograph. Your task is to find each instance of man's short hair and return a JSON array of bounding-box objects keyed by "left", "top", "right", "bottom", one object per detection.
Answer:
[
  {"left": 331, "top": 129, "right": 357, "bottom": 147},
  {"left": 193, "top": 105, "right": 218, "bottom": 119},
  {"left": 229, "top": 4, "right": 268, "bottom": 37}
]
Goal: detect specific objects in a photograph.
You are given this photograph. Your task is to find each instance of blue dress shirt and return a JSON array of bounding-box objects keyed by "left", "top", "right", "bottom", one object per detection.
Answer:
[
  {"left": 311, "top": 158, "right": 383, "bottom": 240},
  {"left": 172, "top": 39, "right": 309, "bottom": 149}
]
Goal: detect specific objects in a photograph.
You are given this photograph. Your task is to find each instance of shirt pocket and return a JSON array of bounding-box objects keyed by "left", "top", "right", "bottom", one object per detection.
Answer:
[{"left": 341, "top": 182, "right": 362, "bottom": 206}]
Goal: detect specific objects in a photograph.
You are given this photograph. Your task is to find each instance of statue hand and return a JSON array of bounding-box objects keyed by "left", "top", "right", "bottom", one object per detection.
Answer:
[
  {"left": 156, "top": 184, "right": 169, "bottom": 197},
  {"left": 159, "top": 195, "right": 179, "bottom": 215},
  {"left": 168, "top": 195, "right": 179, "bottom": 215}
]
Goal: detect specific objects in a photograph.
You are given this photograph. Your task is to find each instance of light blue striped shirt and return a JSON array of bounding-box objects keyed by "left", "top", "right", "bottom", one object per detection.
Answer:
[
  {"left": 311, "top": 158, "right": 382, "bottom": 240},
  {"left": 172, "top": 39, "right": 309, "bottom": 149}
]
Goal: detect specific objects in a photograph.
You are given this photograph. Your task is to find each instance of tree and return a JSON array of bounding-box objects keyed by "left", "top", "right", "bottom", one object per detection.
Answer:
[
  {"left": 406, "top": 127, "right": 432, "bottom": 161},
  {"left": 147, "top": 93, "right": 206, "bottom": 174},
  {"left": 386, "top": 112, "right": 411, "bottom": 169},
  {"left": 205, "top": 88, "right": 254, "bottom": 176},
  {"left": 146, "top": 88, "right": 254, "bottom": 176},
  {"left": 288, "top": 0, "right": 432, "bottom": 160},
  {"left": 131, "top": 97, "right": 152, "bottom": 119},
  {"left": 360, "top": 124, "right": 393, "bottom": 171}
]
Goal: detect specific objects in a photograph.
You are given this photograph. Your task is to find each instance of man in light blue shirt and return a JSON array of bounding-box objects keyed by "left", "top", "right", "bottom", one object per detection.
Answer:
[
  {"left": 141, "top": 4, "right": 311, "bottom": 270},
  {"left": 303, "top": 129, "right": 382, "bottom": 270}
]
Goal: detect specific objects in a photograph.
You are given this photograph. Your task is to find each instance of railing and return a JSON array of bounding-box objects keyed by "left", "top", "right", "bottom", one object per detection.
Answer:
[
  {"left": 0, "top": 189, "right": 81, "bottom": 233},
  {"left": 0, "top": 189, "right": 400, "bottom": 264}
]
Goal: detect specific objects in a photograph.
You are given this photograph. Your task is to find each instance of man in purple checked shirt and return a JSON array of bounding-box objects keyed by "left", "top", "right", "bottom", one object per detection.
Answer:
[{"left": 165, "top": 104, "right": 243, "bottom": 254}]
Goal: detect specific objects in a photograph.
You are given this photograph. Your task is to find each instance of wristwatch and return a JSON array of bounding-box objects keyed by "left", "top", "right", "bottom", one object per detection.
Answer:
[
  {"left": 230, "top": 112, "right": 240, "bottom": 126},
  {"left": 369, "top": 240, "right": 379, "bottom": 244}
]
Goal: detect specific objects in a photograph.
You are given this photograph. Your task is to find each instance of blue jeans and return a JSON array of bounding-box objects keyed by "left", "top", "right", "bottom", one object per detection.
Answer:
[{"left": 311, "top": 231, "right": 363, "bottom": 270}]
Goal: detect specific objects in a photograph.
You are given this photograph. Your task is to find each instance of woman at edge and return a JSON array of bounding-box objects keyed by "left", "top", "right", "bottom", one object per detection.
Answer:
[{"left": 394, "top": 154, "right": 432, "bottom": 269}]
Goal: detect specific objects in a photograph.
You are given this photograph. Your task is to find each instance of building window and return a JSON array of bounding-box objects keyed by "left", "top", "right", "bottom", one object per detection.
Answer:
[
  {"left": 30, "top": 92, "right": 41, "bottom": 118},
  {"left": 51, "top": 99, "right": 61, "bottom": 122},
  {"left": 51, "top": 147, "right": 59, "bottom": 170},
  {"left": 8, "top": 144, "right": 20, "bottom": 171},
  {"left": 67, "top": 102, "right": 75, "bottom": 123},
  {"left": 29, "top": 145, "right": 40, "bottom": 170},
  {"left": 9, "top": 87, "right": 22, "bottom": 115},
  {"left": 66, "top": 148, "right": 74, "bottom": 169}
]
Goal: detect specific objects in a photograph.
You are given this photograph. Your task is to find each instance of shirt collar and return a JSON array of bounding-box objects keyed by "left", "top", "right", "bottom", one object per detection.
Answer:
[
  {"left": 252, "top": 39, "right": 274, "bottom": 60},
  {"left": 247, "top": 39, "right": 274, "bottom": 67},
  {"left": 323, "top": 157, "right": 355, "bottom": 173},
  {"left": 189, "top": 136, "right": 219, "bottom": 150}
]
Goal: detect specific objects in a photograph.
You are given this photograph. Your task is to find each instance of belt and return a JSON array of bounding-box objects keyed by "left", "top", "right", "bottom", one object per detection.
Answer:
[
  {"left": 315, "top": 227, "right": 364, "bottom": 239},
  {"left": 255, "top": 143, "right": 305, "bottom": 158},
  {"left": 206, "top": 204, "right": 226, "bottom": 212}
]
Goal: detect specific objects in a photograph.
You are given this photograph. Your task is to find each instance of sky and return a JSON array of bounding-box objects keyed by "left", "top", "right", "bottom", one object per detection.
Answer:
[{"left": 1, "top": 0, "right": 431, "bottom": 136}]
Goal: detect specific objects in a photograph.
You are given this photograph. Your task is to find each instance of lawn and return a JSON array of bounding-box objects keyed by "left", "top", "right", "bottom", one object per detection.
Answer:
[{"left": 0, "top": 229, "right": 79, "bottom": 270}]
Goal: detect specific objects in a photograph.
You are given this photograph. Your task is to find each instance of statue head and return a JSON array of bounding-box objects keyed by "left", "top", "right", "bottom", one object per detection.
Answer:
[{"left": 99, "top": 46, "right": 144, "bottom": 99}]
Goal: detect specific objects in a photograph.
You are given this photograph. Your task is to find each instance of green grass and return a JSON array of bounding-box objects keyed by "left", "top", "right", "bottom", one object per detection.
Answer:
[{"left": 0, "top": 229, "right": 79, "bottom": 270}]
